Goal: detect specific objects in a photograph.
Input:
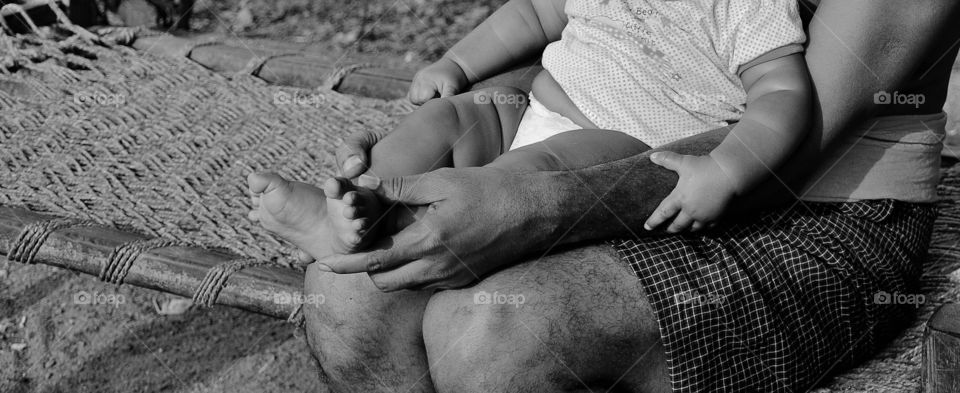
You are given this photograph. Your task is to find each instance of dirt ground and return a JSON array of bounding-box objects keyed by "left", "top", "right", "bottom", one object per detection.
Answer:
[
  {"left": 0, "top": 259, "right": 325, "bottom": 393},
  {"left": 188, "top": 0, "right": 506, "bottom": 63}
]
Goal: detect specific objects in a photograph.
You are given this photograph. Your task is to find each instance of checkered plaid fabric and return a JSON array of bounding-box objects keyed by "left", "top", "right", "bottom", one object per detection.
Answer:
[{"left": 613, "top": 200, "right": 936, "bottom": 393}]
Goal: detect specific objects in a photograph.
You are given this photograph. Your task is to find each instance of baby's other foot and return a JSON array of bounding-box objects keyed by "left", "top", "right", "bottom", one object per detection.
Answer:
[
  {"left": 247, "top": 172, "right": 334, "bottom": 259},
  {"left": 322, "top": 177, "right": 385, "bottom": 253}
]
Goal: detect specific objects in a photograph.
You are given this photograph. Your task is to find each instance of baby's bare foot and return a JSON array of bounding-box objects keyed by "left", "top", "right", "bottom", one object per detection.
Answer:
[
  {"left": 247, "top": 172, "right": 339, "bottom": 258},
  {"left": 321, "top": 177, "right": 385, "bottom": 253}
]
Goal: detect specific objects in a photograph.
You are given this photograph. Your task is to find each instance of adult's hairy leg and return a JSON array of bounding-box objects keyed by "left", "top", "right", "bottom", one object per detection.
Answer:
[{"left": 423, "top": 245, "right": 669, "bottom": 393}]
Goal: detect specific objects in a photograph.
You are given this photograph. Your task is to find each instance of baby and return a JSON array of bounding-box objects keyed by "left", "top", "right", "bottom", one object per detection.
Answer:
[{"left": 247, "top": 0, "right": 811, "bottom": 260}]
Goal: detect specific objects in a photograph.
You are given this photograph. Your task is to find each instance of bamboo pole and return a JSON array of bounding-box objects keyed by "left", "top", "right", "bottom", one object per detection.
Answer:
[
  {"left": 0, "top": 206, "right": 304, "bottom": 320},
  {"left": 130, "top": 34, "right": 542, "bottom": 99}
]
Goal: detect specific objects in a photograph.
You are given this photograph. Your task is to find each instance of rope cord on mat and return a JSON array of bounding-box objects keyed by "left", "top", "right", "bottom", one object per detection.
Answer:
[
  {"left": 191, "top": 258, "right": 272, "bottom": 306},
  {"left": 7, "top": 218, "right": 100, "bottom": 263},
  {"left": 191, "top": 258, "right": 305, "bottom": 325},
  {"left": 100, "top": 238, "right": 186, "bottom": 284},
  {"left": 236, "top": 52, "right": 300, "bottom": 78},
  {"left": 176, "top": 37, "right": 224, "bottom": 59},
  {"left": 287, "top": 303, "right": 304, "bottom": 326},
  {"left": 321, "top": 62, "right": 379, "bottom": 91}
]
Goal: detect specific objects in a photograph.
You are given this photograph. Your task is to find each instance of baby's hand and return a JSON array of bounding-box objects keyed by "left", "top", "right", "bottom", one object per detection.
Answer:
[
  {"left": 408, "top": 57, "right": 470, "bottom": 105},
  {"left": 644, "top": 151, "right": 737, "bottom": 233}
]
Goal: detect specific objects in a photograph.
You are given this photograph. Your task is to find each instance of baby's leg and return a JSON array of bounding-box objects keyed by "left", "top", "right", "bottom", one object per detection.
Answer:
[
  {"left": 488, "top": 129, "right": 651, "bottom": 173},
  {"left": 367, "top": 87, "right": 527, "bottom": 174},
  {"left": 324, "top": 87, "right": 527, "bottom": 247},
  {"left": 248, "top": 87, "right": 527, "bottom": 256}
]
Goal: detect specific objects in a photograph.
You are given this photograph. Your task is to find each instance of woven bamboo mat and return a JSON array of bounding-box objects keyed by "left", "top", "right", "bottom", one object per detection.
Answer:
[
  {"left": 0, "top": 33, "right": 414, "bottom": 266},
  {"left": 3, "top": 33, "right": 960, "bottom": 391}
]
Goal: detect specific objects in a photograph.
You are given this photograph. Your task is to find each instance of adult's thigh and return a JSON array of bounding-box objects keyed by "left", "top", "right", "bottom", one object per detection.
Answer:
[{"left": 422, "top": 244, "right": 669, "bottom": 393}]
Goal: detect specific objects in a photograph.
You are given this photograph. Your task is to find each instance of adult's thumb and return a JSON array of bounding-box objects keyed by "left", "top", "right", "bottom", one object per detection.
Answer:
[
  {"left": 649, "top": 151, "right": 683, "bottom": 172},
  {"left": 360, "top": 174, "right": 440, "bottom": 205}
]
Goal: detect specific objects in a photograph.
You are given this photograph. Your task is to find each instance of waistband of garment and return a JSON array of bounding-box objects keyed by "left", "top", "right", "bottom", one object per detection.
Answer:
[{"left": 799, "top": 112, "right": 946, "bottom": 203}]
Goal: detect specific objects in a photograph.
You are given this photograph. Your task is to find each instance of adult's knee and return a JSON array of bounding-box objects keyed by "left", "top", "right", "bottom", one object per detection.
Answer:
[
  {"left": 301, "top": 265, "right": 403, "bottom": 358},
  {"left": 303, "top": 264, "right": 371, "bottom": 329},
  {"left": 423, "top": 281, "right": 566, "bottom": 392},
  {"left": 303, "top": 265, "right": 434, "bottom": 385}
]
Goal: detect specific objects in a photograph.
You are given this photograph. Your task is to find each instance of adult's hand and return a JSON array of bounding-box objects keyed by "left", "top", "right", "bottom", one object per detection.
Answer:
[{"left": 314, "top": 167, "right": 550, "bottom": 291}]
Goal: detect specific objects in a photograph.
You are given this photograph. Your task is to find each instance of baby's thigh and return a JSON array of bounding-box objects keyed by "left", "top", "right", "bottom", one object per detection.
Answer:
[{"left": 489, "top": 129, "right": 650, "bottom": 172}]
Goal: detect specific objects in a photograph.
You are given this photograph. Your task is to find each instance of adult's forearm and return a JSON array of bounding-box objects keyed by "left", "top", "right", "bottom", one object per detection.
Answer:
[{"left": 523, "top": 128, "right": 729, "bottom": 245}]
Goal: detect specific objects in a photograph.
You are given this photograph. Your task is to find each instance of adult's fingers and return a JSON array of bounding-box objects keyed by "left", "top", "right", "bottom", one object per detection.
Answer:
[
  {"left": 690, "top": 221, "right": 705, "bottom": 232},
  {"left": 366, "top": 258, "right": 436, "bottom": 291},
  {"left": 314, "top": 224, "right": 428, "bottom": 274},
  {"left": 645, "top": 194, "right": 680, "bottom": 230},
  {"left": 335, "top": 129, "right": 390, "bottom": 178},
  {"left": 649, "top": 151, "right": 685, "bottom": 172},
  {"left": 667, "top": 211, "right": 694, "bottom": 233},
  {"left": 368, "top": 259, "right": 476, "bottom": 292}
]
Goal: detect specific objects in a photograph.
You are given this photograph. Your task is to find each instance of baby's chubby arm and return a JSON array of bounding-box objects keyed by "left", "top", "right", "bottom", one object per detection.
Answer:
[
  {"left": 408, "top": 0, "right": 568, "bottom": 104},
  {"left": 645, "top": 53, "right": 812, "bottom": 232}
]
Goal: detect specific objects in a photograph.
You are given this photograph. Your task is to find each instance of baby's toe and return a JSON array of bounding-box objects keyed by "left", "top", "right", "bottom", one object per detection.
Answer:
[
  {"left": 352, "top": 218, "right": 368, "bottom": 231},
  {"left": 248, "top": 209, "right": 260, "bottom": 221},
  {"left": 341, "top": 231, "right": 362, "bottom": 247},
  {"left": 343, "top": 191, "right": 363, "bottom": 206},
  {"left": 322, "top": 178, "right": 348, "bottom": 199},
  {"left": 295, "top": 249, "right": 314, "bottom": 265},
  {"left": 343, "top": 205, "right": 365, "bottom": 219},
  {"left": 248, "top": 172, "right": 283, "bottom": 194}
]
